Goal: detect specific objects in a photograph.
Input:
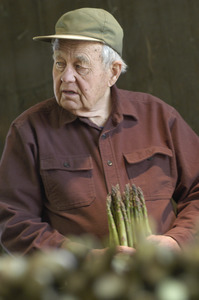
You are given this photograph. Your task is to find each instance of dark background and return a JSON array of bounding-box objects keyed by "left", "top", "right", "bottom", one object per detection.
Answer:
[{"left": 1, "top": 0, "right": 199, "bottom": 157}]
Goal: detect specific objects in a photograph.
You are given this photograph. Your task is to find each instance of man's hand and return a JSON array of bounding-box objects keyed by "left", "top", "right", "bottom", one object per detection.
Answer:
[
  {"left": 147, "top": 235, "right": 181, "bottom": 251},
  {"left": 87, "top": 236, "right": 181, "bottom": 258},
  {"left": 88, "top": 246, "right": 136, "bottom": 258},
  {"left": 115, "top": 245, "right": 136, "bottom": 255},
  {"left": 64, "top": 235, "right": 180, "bottom": 260}
]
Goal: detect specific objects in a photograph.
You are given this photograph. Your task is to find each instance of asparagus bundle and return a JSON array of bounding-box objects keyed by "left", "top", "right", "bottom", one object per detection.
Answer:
[{"left": 106, "top": 184, "right": 152, "bottom": 248}]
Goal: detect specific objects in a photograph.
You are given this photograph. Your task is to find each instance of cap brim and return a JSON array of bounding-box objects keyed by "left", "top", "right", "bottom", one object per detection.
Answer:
[{"left": 33, "top": 34, "right": 103, "bottom": 43}]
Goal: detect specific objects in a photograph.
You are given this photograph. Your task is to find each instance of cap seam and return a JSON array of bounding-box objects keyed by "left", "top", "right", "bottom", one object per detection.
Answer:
[{"left": 101, "top": 11, "right": 106, "bottom": 35}]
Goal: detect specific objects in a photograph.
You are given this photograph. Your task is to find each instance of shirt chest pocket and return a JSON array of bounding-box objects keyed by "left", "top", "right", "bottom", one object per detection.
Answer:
[
  {"left": 123, "top": 146, "right": 173, "bottom": 200},
  {"left": 40, "top": 155, "right": 95, "bottom": 210}
]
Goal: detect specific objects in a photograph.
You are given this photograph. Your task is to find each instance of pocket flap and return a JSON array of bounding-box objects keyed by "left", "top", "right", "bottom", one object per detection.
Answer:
[
  {"left": 124, "top": 146, "right": 173, "bottom": 164},
  {"left": 40, "top": 155, "right": 93, "bottom": 171}
]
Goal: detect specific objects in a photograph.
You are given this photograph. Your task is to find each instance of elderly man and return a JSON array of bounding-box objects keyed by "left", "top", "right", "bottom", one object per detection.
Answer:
[{"left": 0, "top": 8, "right": 199, "bottom": 255}]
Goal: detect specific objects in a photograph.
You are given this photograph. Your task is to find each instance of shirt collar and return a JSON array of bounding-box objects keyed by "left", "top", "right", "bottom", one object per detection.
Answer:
[
  {"left": 59, "top": 105, "right": 77, "bottom": 127},
  {"left": 111, "top": 85, "right": 138, "bottom": 124}
]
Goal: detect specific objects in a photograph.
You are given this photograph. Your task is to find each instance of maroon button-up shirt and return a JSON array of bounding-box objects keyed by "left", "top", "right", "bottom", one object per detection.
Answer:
[{"left": 0, "top": 85, "right": 199, "bottom": 254}]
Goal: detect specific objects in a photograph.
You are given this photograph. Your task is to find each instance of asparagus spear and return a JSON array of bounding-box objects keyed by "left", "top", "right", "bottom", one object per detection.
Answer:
[
  {"left": 123, "top": 184, "right": 131, "bottom": 226},
  {"left": 131, "top": 184, "right": 143, "bottom": 244},
  {"left": 120, "top": 200, "right": 134, "bottom": 247},
  {"left": 137, "top": 186, "right": 152, "bottom": 236},
  {"left": 123, "top": 184, "right": 134, "bottom": 247},
  {"left": 106, "top": 194, "right": 120, "bottom": 247}
]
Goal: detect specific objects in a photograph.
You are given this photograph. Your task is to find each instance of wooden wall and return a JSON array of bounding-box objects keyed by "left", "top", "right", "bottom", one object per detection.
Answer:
[{"left": 1, "top": 0, "right": 199, "bottom": 156}]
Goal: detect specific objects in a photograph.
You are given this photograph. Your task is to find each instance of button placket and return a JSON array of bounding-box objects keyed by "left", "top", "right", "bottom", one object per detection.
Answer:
[
  {"left": 101, "top": 132, "right": 113, "bottom": 167},
  {"left": 99, "top": 129, "right": 121, "bottom": 190}
]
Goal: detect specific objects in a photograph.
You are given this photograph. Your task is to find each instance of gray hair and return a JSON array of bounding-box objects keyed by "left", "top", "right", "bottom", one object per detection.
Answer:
[
  {"left": 52, "top": 39, "right": 127, "bottom": 73},
  {"left": 101, "top": 44, "right": 127, "bottom": 73}
]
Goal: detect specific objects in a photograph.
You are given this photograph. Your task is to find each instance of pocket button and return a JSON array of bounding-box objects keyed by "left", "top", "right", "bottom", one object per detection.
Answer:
[{"left": 63, "top": 162, "right": 70, "bottom": 168}]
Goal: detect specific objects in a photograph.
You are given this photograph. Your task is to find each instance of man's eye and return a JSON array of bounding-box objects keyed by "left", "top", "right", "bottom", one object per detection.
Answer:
[
  {"left": 55, "top": 62, "right": 65, "bottom": 69},
  {"left": 76, "top": 64, "right": 84, "bottom": 70},
  {"left": 75, "top": 64, "right": 89, "bottom": 75}
]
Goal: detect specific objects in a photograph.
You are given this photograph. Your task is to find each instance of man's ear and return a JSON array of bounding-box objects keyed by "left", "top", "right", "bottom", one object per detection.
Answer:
[{"left": 108, "top": 61, "right": 122, "bottom": 87}]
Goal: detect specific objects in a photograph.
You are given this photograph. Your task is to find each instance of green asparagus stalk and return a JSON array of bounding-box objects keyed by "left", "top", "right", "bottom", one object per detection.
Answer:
[
  {"left": 126, "top": 186, "right": 135, "bottom": 248},
  {"left": 106, "top": 194, "right": 120, "bottom": 247},
  {"left": 123, "top": 184, "right": 134, "bottom": 247},
  {"left": 120, "top": 200, "right": 134, "bottom": 247},
  {"left": 137, "top": 186, "right": 152, "bottom": 236},
  {"left": 111, "top": 185, "right": 128, "bottom": 246},
  {"left": 123, "top": 184, "right": 131, "bottom": 221},
  {"left": 131, "top": 184, "right": 142, "bottom": 242}
]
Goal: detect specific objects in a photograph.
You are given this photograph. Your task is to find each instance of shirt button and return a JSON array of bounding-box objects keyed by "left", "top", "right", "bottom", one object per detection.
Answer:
[
  {"left": 107, "top": 160, "right": 113, "bottom": 166},
  {"left": 63, "top": 162, "right": 70, "bottom": 168},
  {"left": 101, "top": 133, "right": 107, "bottom": 139},
  {"left": 147, "top": 156, "right": 154, "bottom": 161}
]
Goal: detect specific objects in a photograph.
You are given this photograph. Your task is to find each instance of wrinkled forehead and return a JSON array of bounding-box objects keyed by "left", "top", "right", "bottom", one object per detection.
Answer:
[{"left": 53, "top": 39, "right": 103, "bottom": 61}]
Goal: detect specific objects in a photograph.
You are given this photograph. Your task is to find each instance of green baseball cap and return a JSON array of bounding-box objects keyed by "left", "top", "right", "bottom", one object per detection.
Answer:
[{"left": 33, "top": 7, "right": 123, "bottom": 56}]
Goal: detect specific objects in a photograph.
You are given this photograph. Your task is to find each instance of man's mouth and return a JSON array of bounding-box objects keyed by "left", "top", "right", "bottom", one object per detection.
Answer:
[{"left": 62, "top": 90, "right": 77, "bottom": 95}]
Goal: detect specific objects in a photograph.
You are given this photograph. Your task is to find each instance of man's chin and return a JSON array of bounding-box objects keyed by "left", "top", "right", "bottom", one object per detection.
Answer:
[{"left": 59, "top": 98, "right": 80, "bottom": 111}]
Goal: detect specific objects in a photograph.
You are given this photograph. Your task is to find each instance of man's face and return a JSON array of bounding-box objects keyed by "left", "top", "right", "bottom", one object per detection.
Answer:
[{"left": 52, "top": 40, "right": 113, "bottom": 116}]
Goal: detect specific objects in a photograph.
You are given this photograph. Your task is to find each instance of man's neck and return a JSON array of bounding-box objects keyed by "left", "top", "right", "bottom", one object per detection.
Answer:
[{"left": 88, "top": 95, "right": 112, "bottom": 127}]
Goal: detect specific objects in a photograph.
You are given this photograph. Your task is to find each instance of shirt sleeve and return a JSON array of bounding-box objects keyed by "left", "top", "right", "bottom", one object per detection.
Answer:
[
  {"left": 0, "top": 122, "right": 67, "bottom": 255},
  {"left": 164, "top": 109, "right": 199, "bottom": 247}
]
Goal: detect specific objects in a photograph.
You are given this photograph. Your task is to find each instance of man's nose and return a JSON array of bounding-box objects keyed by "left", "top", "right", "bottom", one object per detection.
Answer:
[{"left": 61, "top": 67, "right": 76, "bottom": 83}]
